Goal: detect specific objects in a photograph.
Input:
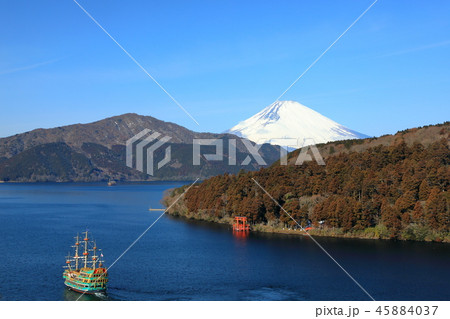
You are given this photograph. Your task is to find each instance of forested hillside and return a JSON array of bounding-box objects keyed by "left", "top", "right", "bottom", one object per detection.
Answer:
[{"left": 165, "top": 123, "right": 449, "bottom": 242}]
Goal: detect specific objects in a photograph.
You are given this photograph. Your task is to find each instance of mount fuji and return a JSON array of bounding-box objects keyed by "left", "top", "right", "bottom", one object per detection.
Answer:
[{"left": 226, "top": 100, "right": 369, "bottom": 148}]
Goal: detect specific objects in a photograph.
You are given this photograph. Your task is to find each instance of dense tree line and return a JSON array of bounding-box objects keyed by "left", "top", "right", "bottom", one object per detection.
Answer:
[{"left": 175, "top": 139, "right": 449, "bottom": 241}]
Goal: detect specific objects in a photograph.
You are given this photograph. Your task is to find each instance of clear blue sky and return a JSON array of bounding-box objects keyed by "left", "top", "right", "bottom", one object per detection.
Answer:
[{"left": 0, "top": 0, "right": 449, "bottom": 138}]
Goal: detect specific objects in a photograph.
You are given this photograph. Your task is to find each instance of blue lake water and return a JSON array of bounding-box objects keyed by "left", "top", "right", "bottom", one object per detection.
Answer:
[{"left": 0, "top": 182, "right": 448, "bottom": 301}]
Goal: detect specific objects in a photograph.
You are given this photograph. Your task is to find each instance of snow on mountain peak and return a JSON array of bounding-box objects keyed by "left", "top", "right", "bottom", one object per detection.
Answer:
[{"left": 226, "top": 100, "right": 368, "bottom": 148}]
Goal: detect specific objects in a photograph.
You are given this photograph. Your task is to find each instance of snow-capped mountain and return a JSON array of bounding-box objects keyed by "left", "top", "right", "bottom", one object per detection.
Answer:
[{"left": 226, "top": 100, "right": 368, "bottom": 148}]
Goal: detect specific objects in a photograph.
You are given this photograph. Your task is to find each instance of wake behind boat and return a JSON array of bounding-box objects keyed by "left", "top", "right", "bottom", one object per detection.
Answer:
[{"left": 63, "top": 231, "right": 108, "bottom": 294}]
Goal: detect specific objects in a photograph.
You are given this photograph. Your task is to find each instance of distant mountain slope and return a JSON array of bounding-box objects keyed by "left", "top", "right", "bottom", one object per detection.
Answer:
[
  {"left": 0, "top": 114, "right": 281, "bottom": 182},
  {"left": 0, "top": 143, "right": 97, "bottom": 182},
  {"left": 227, "top": 100, "right": 368, "bottom": 148},
  {"left": 0, "top": 113, "right": 259, "bottom": 158}
]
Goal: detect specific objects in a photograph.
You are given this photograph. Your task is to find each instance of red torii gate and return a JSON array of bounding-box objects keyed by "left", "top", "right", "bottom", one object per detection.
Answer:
[{"left": 233, "top": 216, "right": 250, "bottom": 231}]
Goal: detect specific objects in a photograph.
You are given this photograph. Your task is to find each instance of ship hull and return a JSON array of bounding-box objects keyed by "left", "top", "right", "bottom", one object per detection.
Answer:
[
  {"left": 64, "top": 281, "right": 106, "bottom": 294},
  {"left": 65, "top": 284, "right": 106, "bottom": 295},
  {"left": 63, "top": 267, "right": 108, "bottom": 295}
]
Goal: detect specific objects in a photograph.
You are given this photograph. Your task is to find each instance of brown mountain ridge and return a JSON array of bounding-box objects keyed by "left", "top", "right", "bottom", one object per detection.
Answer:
[{"left": 0, "top": 113, "right": 281, "bottom": 182}]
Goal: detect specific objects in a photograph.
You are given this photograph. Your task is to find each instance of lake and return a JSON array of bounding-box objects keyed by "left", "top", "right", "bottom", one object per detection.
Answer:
[{"left": 0, "top": 182, "right": 448, "bottom": 301}]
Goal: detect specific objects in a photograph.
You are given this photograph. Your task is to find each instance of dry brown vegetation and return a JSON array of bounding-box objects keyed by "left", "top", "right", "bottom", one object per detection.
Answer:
[{"left": 165, "top": 123, "right": 449, "bottom": 242}]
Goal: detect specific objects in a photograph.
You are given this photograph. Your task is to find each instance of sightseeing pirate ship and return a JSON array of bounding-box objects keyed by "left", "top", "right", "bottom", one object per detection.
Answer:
[{"left": 63, "top": 231, "right": 108, "bottom": 294}]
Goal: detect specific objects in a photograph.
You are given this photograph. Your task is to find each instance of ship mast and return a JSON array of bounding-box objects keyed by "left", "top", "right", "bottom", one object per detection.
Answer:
[
  {"left": 92, "top": 241, "right": 98, "bottom": 269},
  {"left": 83, "top": 230, "right": 89, "bottom": 269},
  {"left": 65, "top": 252, "right": 73, "bottom": 271},
  {"left": 73, "top": 233, "right": 80, "bottom": 270},
  {"left": 98, "top": 248, "right": 104, "bottom": 268}
]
